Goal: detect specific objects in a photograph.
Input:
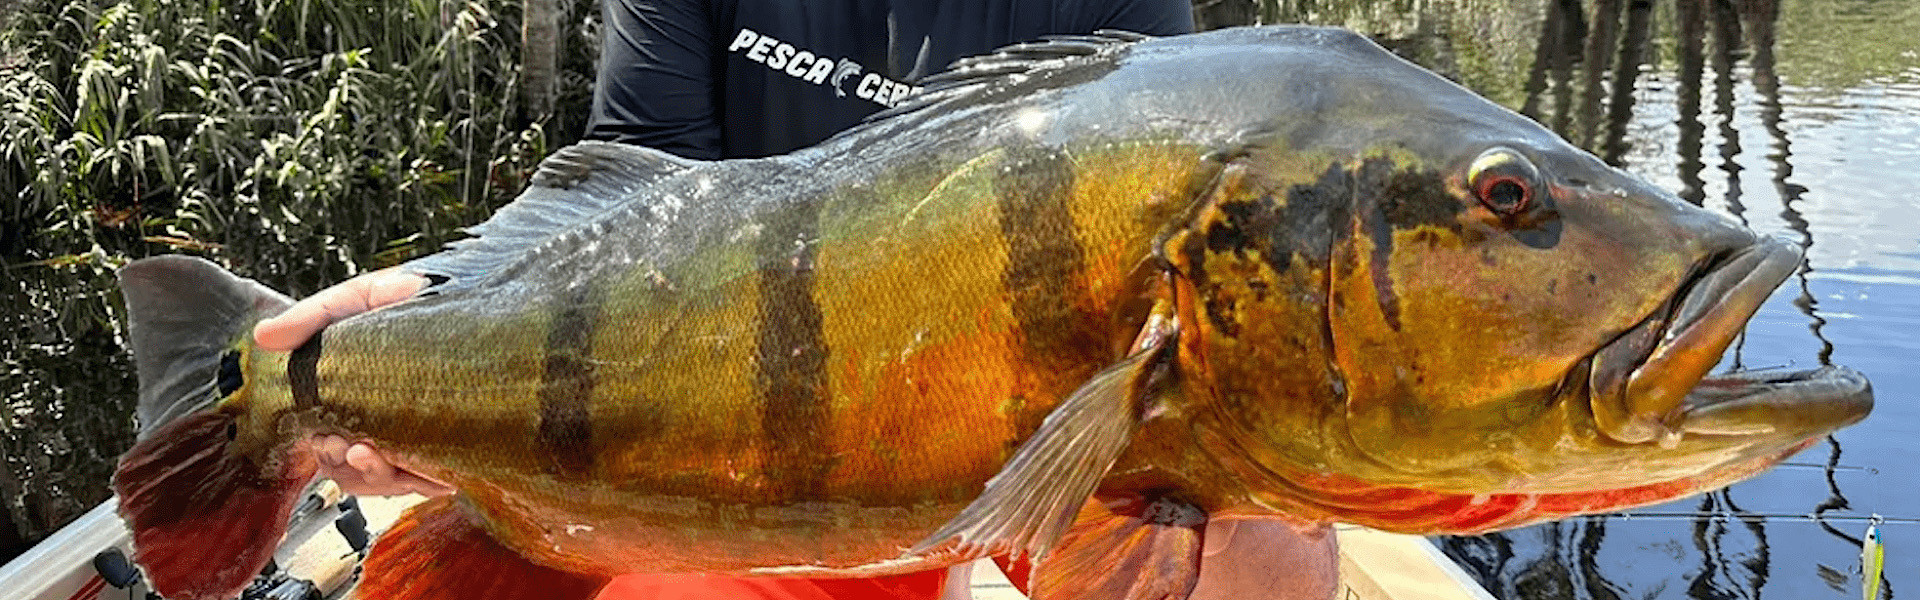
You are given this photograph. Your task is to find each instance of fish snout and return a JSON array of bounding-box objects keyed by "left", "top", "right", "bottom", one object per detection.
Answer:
[{"left": 1586, "top": 235, "right": 1847, "bottom": 445}]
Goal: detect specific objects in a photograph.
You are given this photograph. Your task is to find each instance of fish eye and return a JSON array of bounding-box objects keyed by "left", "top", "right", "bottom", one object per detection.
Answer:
[
  {"left": 1468, "top": 148, "right": 1540, "bottom": 217},
  {"left": 1479, "top": 176, "right": 1530, "bottom": 214}
]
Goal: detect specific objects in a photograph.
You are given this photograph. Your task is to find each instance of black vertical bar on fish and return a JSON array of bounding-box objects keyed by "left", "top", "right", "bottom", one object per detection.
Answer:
[
  {"left": 754, "top": 197, "right": 832, "bottom": 501},
  {"left": 1354, "top": 158, "right": 1404, "bottom": 332},
  {"left": 994, "top": 149, "right": 1095, "bottom": 356},
  {"left": 539, "top": 283, "right": 601, "bottom": 478},
  {"left": 993, "top": 147, "right": 1096, "bottom": 435},
  {"left": 288, "top": 334, "right": 323, "bottom": 408}
]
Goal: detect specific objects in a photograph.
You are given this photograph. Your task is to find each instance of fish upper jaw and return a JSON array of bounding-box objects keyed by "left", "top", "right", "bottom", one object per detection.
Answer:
[{"left": 1585, "top": 234, "right": 1872, "bottom": 445}]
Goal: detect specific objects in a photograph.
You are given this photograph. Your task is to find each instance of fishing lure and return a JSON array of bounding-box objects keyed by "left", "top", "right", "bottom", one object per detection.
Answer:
[{"left": 1863, "top": 515, "right": 1884, "bottom": 600}]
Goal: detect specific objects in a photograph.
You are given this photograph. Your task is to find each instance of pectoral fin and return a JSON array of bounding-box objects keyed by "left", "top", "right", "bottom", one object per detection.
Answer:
[
  {"left": 1031, "top": 494, "right": 1208, "bottom": 600},
  {"left": 910, "top": 311, "right": 1178, "bottom": 562}
]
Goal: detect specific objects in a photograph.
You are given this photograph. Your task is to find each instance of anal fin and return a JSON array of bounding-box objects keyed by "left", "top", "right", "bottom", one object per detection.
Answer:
[
  {"left": 1032, "top": 494, "right": 1208, "bottom": 600},
  {"left": 357, "top": 496, "right": 607, "bottom": 600}
]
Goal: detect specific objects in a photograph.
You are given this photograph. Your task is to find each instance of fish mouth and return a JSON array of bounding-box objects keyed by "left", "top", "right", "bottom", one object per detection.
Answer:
[{"left": 1587, "top": 235, "right": 1873, "bottom": 444}]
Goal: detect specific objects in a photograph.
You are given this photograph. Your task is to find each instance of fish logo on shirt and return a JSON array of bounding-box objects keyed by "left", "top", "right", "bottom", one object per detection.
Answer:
[{"left": 830, "top": 58, "right": 862, "bottom": 98}]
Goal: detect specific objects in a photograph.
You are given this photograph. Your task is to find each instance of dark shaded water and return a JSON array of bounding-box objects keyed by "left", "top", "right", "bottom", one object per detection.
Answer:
[{"left": 1281, "top": 0, "right": 1919, "bottom": 597}]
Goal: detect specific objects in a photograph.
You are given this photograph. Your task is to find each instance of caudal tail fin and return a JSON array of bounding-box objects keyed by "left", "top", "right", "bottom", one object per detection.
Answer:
[
  {"left": 114, "top": 256, "right": 312, "bottom": 600},
  {"left": 118, "top": 255, "right": 293, "bottom": 437}
]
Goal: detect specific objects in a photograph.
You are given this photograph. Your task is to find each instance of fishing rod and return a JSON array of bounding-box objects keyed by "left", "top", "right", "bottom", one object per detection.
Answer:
[
  {"left": 1599, "top": 512, "right": 1917, "bottom": 525},
  {"left": 1777, "top": 461, "right": 1875, "bottom": 473}
]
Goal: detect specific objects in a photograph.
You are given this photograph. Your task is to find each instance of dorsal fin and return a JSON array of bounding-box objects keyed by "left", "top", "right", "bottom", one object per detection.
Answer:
[
  {"left": 856, "top": 30, "right": 1152, "bottom": 125},
  {"left": 405, "top": 141, "right": 696, "bottom": 291}
]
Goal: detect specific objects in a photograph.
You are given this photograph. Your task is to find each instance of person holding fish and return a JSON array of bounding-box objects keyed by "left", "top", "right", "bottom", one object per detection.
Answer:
[
  {"left": 114, "top": 15, "right": 1876, "bottom": 600},
  {"left": 252, "top": 1, "right": 1340, "bottom": 599}
]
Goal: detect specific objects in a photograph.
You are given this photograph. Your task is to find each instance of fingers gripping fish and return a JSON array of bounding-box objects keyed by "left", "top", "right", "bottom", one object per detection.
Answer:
[{"left": 113, "top": 26, "right": 1871, "bottom": 600}]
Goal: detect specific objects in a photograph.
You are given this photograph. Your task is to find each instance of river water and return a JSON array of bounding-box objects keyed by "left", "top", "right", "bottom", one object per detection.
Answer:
[{"left": 1281, "top": 0, "right": 1919, "bottom": 597}]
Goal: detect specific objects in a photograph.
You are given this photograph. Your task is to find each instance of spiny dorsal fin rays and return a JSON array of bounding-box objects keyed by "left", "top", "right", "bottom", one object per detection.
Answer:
[
  {"left": 405, "top": 141, "right": 697, "bottom": 292},
  {"left": 908, "top": 316, "right": 1178, "bottom": 563},
  {"left": 859, "top": 30, "right": 1153, "bottom": 125}
]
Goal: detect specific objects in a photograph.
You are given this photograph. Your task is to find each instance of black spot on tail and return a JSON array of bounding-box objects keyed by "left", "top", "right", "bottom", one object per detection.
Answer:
[
  {"left": 216, "top": 351, "right": 244, "bottom": 397},
  {"left": 755, "top": 196, "right": 832, "bottom": 502}
]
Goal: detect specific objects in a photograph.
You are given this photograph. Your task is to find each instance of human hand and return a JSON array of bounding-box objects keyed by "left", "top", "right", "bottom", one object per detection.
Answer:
[
  {"left": 252, "top": 267, "right": 428, "bottom": 352},
  {"left": 309, "top": 435, "right": 455, "bottom": 497},
  {"left": 256, "top": 269, "right": 445, "bottom": 496},
  {"left": 1189, "top": 520, "right": 1339, "bottom": 600}
]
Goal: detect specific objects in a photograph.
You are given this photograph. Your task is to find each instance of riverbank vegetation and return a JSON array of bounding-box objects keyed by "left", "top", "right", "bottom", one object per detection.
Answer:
[
  {"left": 0, "top": 0, "right": 599, "bottom": 558},
  {"left": 0, "top": 0, "right": 1649, "bottom": 560}
]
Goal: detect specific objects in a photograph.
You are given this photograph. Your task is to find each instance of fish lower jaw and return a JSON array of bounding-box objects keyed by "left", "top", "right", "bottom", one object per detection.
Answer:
[{"left": 1677, "top": 364, "right": 1873, "bottom": 436}]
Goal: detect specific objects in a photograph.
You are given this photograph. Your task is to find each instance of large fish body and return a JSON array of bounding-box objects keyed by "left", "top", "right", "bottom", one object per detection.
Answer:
[{"left": 113, "top": 26, "right": 1870, "bottom": 600}]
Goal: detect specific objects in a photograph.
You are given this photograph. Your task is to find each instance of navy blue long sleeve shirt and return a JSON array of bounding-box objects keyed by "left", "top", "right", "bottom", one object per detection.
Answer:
[{"left": 583, "top": 0, "right": 1194, "bottom": 159}]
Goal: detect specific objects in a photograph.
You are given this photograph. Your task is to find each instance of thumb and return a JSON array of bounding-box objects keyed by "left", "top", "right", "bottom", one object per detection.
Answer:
[{"left": 253, "top": 269, "right": 428, "bottom": 352}]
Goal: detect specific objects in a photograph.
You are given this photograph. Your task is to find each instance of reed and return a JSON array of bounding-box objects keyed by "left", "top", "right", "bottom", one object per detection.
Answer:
[{"left": 0, "top": 0, "right": 597, "bottom": 558}]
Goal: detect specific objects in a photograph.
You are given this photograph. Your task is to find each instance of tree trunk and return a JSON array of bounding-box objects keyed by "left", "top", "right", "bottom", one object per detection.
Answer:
[
  {"left": 521, "top": 0, "right": 560, "bottom": 121},
  {"left": 0, "top": 460, "right": 27, "bottom": 563},
  {"left": 1193, "top": 0, "right": 1260, "bottom": 30}
]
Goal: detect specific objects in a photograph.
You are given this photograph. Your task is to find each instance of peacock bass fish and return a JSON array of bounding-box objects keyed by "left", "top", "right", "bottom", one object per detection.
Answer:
[{"left": 113, "top": 26, "right": 1872, "bottom": 600}]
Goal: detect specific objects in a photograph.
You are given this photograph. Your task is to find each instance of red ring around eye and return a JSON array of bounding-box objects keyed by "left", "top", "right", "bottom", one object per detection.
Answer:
[{"left": 1476, "top": 175, "right": 1532, "bottom": 216}]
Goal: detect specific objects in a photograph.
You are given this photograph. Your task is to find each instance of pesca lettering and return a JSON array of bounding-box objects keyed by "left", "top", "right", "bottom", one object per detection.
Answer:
[
  {"left": 746, "top": 35, "right": 776, "bottom": 62},
  {"left": 854, "top": 73, "right": 883, "bottom": 101},
  {"left": 727, "top": 29, "right": 760, "bottom": 52},
  {"left": 768, "top": 43, "right": 795, "bottom": 70},
  {"left": 728, "top": 27, "right": 922, "bottom": 107}
]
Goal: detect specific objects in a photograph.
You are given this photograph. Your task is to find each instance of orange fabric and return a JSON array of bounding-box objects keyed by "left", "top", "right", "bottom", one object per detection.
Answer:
[
  {"left": 990, "top": 557, "right": 1032, "bottom": 596},
  {"left": 595, "top": 570, "right": 948, "bottom": 600}
]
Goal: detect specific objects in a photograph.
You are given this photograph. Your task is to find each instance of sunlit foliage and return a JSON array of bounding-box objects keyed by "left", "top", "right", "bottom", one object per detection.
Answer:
[{"left": 0, "top": 0, "right": 597, "bottom": 555}]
